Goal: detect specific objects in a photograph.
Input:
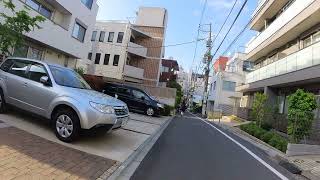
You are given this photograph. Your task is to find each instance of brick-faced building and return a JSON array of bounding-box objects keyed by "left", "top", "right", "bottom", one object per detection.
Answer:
[{"left": 159, "top": 58, "right": 179, "bottom": 86}]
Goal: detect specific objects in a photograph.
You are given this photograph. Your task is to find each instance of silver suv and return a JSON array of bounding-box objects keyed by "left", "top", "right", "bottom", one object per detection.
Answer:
[{"left": 0, "top": 58, "right": 129, "bottom": 142}]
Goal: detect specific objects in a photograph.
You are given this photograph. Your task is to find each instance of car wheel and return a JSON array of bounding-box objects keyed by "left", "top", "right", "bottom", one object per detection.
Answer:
[
  {"left": 146, "top": 107, "right": 155, "bottom": 116},
  {"left": 0, "top": 89, "right": 6, "bottom": 113},
  {"left": 53, "top": 109, "right": 80, "bottom": 142}
]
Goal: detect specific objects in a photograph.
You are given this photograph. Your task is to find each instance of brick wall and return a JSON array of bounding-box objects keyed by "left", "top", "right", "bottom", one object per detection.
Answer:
[{"left": 133, "top": 26, "right": 165, "bottom": 85}]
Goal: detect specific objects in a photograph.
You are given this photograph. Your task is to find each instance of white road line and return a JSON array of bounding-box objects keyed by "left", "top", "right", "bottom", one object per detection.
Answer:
[{"left": 190, "top": 114, "right": 289, "bottom": 180}]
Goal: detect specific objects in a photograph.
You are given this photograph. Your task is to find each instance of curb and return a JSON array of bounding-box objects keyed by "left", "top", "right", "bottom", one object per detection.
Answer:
[{"left": 106, "top": 116, "right": 174, "bottom": 180}]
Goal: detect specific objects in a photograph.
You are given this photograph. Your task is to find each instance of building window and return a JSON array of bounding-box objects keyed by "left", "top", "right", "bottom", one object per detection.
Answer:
[
  {"left": 72, "top": 22, "right": 86, "bottom": 42},
  {"left": 95, "top": 53, "right": 101, "bottom": 64},
  {"left": 26, "top": 0, "right": 52, "bottom": 19},
  {"left": 88, "top": 53, "right": 92, "bottom": 60},
  {"left": 91, "top": 31, "right": 97, "bottom": 41},
  {"left": 81, "top": 0, "right": 93, "bottom": 9},
  {"left": 99, "top": 31, "right": 106, "bottom": 42},
  {"left": 222, "top": 81, "right": 236, "bottom": 92},
  {"left": 39, "top": 6, "right": 52, "bottom": 19},
  {"left": 104, "top": 54, "right": 110, "bottom": 65},
  {"left": 108, "top": 32, "right": 114, "bottom": 42},
  {"left": 113, "top": 55, "right": 119, "bottom": 66},
  {"left": 117, "top": 32, "right": 124, "bottom": 43},
  {"left": 303, "top": 36, "right": 312, "bottom": 48},
  {"left": 313, "top": 31, "right": 320, "bottom": 43}
]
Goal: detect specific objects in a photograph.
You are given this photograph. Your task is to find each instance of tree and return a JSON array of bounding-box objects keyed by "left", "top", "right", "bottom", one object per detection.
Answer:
[
  {"left": 251, "top": 93, "right": 268, "bottom": 128},
  {"left": 287, "top": 89, "right": 317, "bottom": 143},
  {"left": 0, "top": 0, "right": 45, "bottom": 56},
  {"left": 74, "top": 67, "right": 85, "bottom": 77},
  {"left": 167, "top": 80, "right": 183, "bottom": 108}
]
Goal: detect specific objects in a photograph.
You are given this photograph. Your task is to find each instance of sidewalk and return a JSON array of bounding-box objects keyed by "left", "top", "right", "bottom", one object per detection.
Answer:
[
  {"left": 0, "top": 121, "right": 118, "bottom": 180},
  {"left": 209, "top": 116, "right": 320, "bottom": 180}
]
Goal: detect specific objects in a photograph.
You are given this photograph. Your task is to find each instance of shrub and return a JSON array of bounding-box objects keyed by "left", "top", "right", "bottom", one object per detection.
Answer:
[
  {"left": 261, "top": 122, "right": 272, "bottom": 131},
  {"left": 287, "top": 89, "right": 317, "bottom": 143},
  {"left": 253, "top": 128, "right": 267, "bottom": 139},
  {"left": 268, "top": 134, "right": 288, "bottom": 153},
  {"left": 261, "top": 131, "right": 274, "bottom": 142},
  {"left": 161, "top": 105, "right": 174, "bottom": 116},
  {"left": 240, "top": 123, "right": 288, "bottom": 153}
]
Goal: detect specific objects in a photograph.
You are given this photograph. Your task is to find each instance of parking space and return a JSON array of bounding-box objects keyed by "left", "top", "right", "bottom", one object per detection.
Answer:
[{"left": 0, "top": 110, "right": 170, "bottom": 163}]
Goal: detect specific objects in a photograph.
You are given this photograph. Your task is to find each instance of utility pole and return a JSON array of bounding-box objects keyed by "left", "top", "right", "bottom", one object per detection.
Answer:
[{"left": 202, "top": 23, "right": 212, "bottom": 117}]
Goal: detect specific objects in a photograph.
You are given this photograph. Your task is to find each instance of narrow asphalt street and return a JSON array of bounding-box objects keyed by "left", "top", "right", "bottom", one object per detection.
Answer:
[{"left": 131, "top": 112, "right": 293, "bottom": 180}]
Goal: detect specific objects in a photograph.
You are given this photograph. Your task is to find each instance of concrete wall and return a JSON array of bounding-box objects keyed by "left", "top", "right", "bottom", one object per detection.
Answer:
[{"left": 135, "top": 7, "right": 167, "bottom": 28}]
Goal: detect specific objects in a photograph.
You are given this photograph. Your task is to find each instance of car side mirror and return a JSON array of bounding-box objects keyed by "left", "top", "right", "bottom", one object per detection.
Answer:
[{"left": 40, "top": 76, "right": 50, "bottom": 86}]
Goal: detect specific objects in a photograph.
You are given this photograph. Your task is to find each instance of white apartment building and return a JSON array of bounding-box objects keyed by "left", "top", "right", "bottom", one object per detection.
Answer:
[
  {"left": 87, "top": 7, "right": 168, "bottom": 86},
  {"left": 0, "top": 0, "right": 98, "bottom": 68},
  {"left": 207, "top": 53, "right": 252, "bottom": 115},
  {"left": 237, "top": 0, "right": 320, "bottom": 140}
]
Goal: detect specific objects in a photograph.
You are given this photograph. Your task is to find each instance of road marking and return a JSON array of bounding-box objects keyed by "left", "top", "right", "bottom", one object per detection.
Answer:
[{"left": 190, "top": 114, "right": 289, "bottom": 180}]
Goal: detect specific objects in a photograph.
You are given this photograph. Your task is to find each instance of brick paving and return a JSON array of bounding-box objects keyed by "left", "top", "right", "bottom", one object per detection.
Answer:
[{"left": 0, "top": 126, "right": 117, "bottom": 180}]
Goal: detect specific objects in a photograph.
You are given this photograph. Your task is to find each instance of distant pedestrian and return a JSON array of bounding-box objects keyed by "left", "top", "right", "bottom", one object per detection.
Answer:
[{"left": 180, "top": 99, "right": 187, "bottom": 116}]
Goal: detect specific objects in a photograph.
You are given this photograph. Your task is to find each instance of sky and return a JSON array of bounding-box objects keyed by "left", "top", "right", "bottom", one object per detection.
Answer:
[{"left": 96, "top": 0, "right": 258, "bottom": 73}]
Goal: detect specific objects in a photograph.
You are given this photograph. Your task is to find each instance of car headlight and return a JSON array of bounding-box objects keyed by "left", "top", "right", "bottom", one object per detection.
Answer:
[
  {"left": 157, "top": 103, "right": 164, "bottom": 108},
  {"left": 90, "top": 102, "right": 115, "bottom": 114}
]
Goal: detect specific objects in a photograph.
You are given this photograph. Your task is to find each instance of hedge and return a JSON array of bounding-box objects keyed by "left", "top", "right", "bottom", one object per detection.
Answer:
[{"left": 240, "top": 123, "right": 288, "bottom": 153}]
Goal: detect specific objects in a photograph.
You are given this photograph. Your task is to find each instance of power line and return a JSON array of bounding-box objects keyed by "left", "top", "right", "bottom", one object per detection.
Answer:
[
  {"left": 212, "top": 0, "right": 248, "bottom": 59},
  {"left": 97, "top": 38, "right": 205, "bottom": 49},
  {"left": 221, "top": 21, "right": 251, "bottom": 55},
  {"left": 190, "top": 0, "right": 208, "bottom": 72},
  {"left": 211, "top": 0, "right": 239, "bottom": 45}
]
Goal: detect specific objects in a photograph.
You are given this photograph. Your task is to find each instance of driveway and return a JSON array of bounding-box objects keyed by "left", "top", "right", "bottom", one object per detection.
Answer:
[{"left": 0, "top": 110, "right": 170, "bottom": 162}]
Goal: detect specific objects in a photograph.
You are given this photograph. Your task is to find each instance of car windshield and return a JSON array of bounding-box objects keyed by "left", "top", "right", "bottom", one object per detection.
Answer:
[{"left": 49, "top": 65, "right": 91, "bottom": 89}]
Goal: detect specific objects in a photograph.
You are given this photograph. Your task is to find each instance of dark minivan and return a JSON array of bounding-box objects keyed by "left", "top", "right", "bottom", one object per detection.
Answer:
[{"left": 102, "top": 83, "right": 164, "bottom": 116}]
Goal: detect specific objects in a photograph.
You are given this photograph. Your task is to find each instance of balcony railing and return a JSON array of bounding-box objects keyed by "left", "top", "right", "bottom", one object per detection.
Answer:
[
  {"left": 246, "top": 0, "right": 315, "bottom": 54},
  {"left": 124, "top": 65, "right": 144, "bottom": 79},
  {"left": 246, "top": 41, "right": 320, "bottom": 83},
  {"left": 127, "top": 42, "right": 147, "bottom": 58}
]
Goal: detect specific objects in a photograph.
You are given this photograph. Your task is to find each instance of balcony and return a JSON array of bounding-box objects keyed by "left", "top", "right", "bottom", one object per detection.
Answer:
[
  {"left": 128, "top": 42, "right": 148, "bottom": 58},
  {"left": 246, "top": 41, "right": 320, "bottom": 84},
  {"left": 124, "top": 65, "right": 144, "bottom": 80},
  {"left": 0, "top": 0, "right": 95, "bottom": 60},
  {"left": 246, "top": 0, "right": 315, "bottom": 55},
  {"left": 127, "top": 42, "right": 147, "bottom": 58}
]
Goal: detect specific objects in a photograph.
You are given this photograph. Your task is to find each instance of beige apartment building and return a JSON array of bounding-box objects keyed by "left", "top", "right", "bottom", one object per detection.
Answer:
[
  {"left": 237, "top": 0, "right": 320, "bottom": 141},
  {"left": 87, "top": 7, "right": 168, "bottom": 86},
  {"left": 0, "top": 0, "right": 98, "bottom": 68}
]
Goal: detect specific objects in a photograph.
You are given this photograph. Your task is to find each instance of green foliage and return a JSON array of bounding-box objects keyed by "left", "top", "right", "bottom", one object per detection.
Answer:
[
  {"left": 74, "top": 67, "right": 85, "bottom": 77},
  {"left": 161, "top": 105, "right": 174, "bottom": 116},
  {"left": 0, "top": 0, "right": 45, "bottom": 56},
  {"left": 250, "top": 93, "right": 268, "bottom": 128},
  {"left": 167, "top": 80, "right": 183, "bottom": 108},
  {"left": 240, "top": 123, "right": 288, "bottom": 153},
  {"left": 261, "top": 131, "right": 274, "bottom": 142},
  {"left": 268, "top": 134, "right": 288, "bottom": 153},
  {"left": 287, "top": 89, "right": 317, "bottom": 143}
]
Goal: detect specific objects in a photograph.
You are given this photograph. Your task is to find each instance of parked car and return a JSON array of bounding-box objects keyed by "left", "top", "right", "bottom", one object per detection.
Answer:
[
  {"left": 102, "top": 83, "right": 164, "bottom": 116},
  {"left": 0, "top": 57, "right": 129, "bottom": 142}
]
